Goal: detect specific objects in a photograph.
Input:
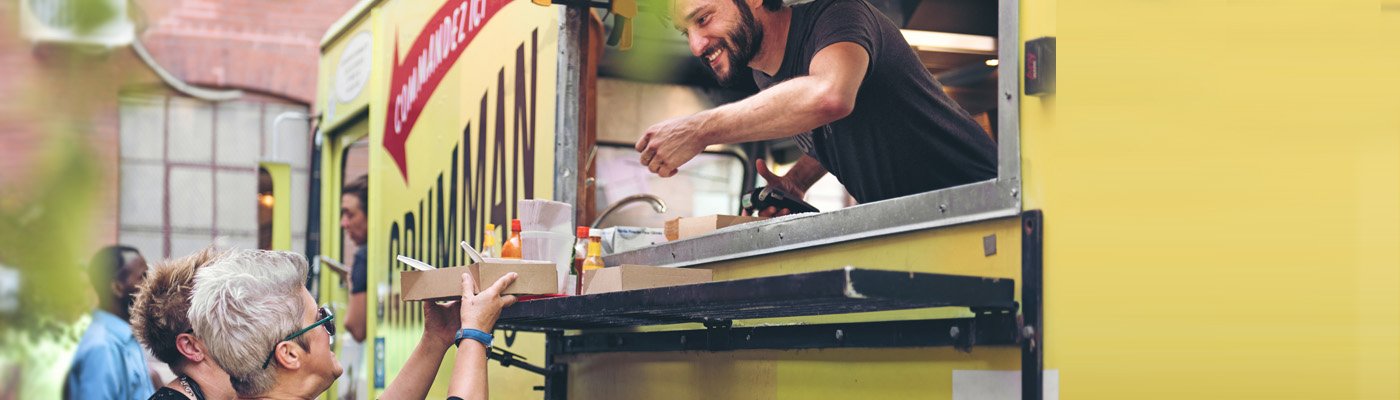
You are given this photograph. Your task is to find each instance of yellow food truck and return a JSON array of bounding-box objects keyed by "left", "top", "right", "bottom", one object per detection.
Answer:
[{"left": 308, "top": 0, "right": 1399, "bottom": 398}]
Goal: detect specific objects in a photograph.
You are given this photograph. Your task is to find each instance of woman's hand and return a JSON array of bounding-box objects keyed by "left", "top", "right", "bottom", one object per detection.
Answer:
[
  {"left": 422, "top": 300, "right": 462, "bottom": 348},
  {"left": 459, "top": 272, "right": 519, "bottom": 332}
]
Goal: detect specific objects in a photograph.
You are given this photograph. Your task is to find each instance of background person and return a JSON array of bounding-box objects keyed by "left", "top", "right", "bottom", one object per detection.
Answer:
[
  {"left": 65, "top": 245, "right": 155, "bottom": 400},
  {"left": 130, "top": 247, "right": 235, "bottom": 400},
  {"left": 340, "top": 174, "right": 370, "bottom": 344},
  {"left": 338, "top": 174, "right": 370, "bottom": 398}
]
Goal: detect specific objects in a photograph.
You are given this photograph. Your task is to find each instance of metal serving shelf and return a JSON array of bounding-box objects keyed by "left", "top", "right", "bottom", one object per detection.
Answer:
[
  {"left": 494, "top": 211, "right": 1044, "bottom": 400},
  {"left": 497, "top": 267, "right": 1017, "bottom": 331}
]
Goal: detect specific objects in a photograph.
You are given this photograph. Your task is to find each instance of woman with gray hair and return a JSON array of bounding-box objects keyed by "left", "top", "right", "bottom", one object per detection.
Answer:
[
  {"left": 188, "top": 249, "right": 342, "bottom": 398},
  {"left": 188, "top": 248, "right": 518, "bottom": 399}
]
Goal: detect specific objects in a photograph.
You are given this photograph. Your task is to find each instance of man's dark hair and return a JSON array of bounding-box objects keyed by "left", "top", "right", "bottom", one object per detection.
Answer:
[
  {"left": 761, "top": 0, "right": 781, "bottom": 11},
  {"left": 342, "top": 174, "right": 368, "bottom": 213},
  {"left": 89, "top": 245, "right": 141, "bottom": 294}
]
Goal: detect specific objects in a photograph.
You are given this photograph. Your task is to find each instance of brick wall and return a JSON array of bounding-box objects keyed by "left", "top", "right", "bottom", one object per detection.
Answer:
[
  {"left": 140, "top": 0, "right": 358, "bottom": 103},
  {"left": 0, "top": 0, "right": 358, "bottom": 248},
  {"left": 0, "top": 0, "right": 152, "bottom": 246}
]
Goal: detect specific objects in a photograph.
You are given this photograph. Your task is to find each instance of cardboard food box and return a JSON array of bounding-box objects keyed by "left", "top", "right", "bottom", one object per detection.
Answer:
[
  {"left": 582, "top": 264, "right": 713, "bottom": 294},
  {"left": 401, "top": 260, "right": 557, "bottom": 301},
  {"left": 664, "top": 215, "right": 768, "bottom": 241}
]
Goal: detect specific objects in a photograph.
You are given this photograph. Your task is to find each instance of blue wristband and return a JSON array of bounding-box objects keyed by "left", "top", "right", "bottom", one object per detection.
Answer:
[{"left": 454, "top": 328, "right": 493, "bottom": 348}]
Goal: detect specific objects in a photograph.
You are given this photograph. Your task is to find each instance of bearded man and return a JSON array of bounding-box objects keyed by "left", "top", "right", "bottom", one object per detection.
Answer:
[{"left": 636, "top": 0, "right": 997, "bottom": 213}]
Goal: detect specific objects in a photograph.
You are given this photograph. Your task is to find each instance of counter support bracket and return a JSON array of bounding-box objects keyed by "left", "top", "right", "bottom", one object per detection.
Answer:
[
  {"left": 1021, "top": 210, "right": 1045, "bottom": 400},
  {"left": 544, "top": 331, "right": 568, "bottom": 400}
]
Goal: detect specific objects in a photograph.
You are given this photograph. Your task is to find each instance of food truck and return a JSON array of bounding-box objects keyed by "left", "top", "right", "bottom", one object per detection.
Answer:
[{"left": 307, "top": 0, "right": 1399, "bottom": 398}]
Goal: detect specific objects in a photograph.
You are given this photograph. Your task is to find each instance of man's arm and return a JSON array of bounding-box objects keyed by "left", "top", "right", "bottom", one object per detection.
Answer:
[
  {"left": 770, "top": 155, "right": 827, "bottom": 194},
  {"left": 347, "top": 250, "right": 368, "bottom": 342},
  {"left": 637, "top": 42, "right": 870, "bottom": 177},
  {"left": 346, "top": 292, "right": 367, "bottom": 343}
]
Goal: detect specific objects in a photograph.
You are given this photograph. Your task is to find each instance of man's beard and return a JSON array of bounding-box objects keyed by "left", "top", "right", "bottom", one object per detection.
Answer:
[{"left": 708, "top": 0, "right": 764, "bottom": 87}]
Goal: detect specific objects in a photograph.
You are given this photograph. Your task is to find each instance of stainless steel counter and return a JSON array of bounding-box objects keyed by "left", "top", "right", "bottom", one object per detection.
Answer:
[{"left": 603, "top": 179, "right": 1020, "bottom": 268}]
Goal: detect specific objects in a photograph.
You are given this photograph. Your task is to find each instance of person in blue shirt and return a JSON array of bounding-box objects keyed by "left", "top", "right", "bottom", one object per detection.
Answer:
[{"left": 65, "top": 245, "right": 155, "bottom": 399}]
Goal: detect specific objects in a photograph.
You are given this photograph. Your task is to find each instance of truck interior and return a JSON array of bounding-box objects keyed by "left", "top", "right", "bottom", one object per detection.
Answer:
[{"left": 588, "top": 0, "right": 1006, "bottom": 230}]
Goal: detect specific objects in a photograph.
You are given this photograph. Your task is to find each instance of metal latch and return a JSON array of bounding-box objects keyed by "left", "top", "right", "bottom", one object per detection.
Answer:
[{"left": 702, "top": 318, "right": 733, "bottom": 351}]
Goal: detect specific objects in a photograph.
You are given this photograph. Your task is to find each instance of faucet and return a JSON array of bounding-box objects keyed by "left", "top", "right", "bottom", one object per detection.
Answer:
[{"left": 592, "top": 194, "right": 667, "bottom": 228}]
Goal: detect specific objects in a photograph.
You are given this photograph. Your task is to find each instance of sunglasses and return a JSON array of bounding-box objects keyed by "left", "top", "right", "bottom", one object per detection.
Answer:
[{"left": 261, "top": 305, "right": 335, "bottom": 369}]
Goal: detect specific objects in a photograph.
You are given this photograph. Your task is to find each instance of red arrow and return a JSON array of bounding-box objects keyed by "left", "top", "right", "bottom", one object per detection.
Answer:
[{"left": 383, "top": 0, "right": 510, "bottom": 183}]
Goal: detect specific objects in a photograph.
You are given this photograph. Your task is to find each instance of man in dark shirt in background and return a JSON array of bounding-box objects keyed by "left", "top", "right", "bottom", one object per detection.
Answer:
[
  {"left": 341, "top": 175, "right": 370, "bottom": 342},
  {"left": 338, "top": 175, "right": 369, "bottom": 399},
  {"left": 636, "top": 0, "right": 997, "bottom": 211}
]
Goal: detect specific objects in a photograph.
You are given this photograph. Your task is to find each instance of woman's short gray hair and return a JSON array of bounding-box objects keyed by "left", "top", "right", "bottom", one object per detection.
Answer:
[{"left": 188, "top": 249, "right": 310, "bottom": 396}]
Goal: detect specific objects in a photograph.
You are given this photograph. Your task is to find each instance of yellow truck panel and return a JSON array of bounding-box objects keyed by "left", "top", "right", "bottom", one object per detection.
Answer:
[
  {"left": 313, "top": 0, "right": 1400, "bottom": 398},
  {"left": 1020, "top": 1, "right": 1400, "bottom": 399},
  {"left": 318, "top": 0, "right": 558, "bottom": 397}
]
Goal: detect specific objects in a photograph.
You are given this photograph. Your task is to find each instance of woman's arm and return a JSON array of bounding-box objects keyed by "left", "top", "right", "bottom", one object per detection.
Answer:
[
  {"left": 446, "top": 273, "right": 518, "bottom": 400},
  {"left": 377, "top": 300, "right": 460, "bottom": 399}
]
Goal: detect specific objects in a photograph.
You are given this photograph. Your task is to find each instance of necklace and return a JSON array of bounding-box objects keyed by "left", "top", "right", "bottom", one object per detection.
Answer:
[
  {"left": 177, "top": 376, "right": 206, "bottom": 400},
  {"left": 178, "top": 376, "right": 195, "bottom": 398}
]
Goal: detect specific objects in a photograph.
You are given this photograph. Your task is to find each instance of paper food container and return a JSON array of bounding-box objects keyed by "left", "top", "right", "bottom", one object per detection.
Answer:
[
  {"left": 582, "top": 264, "right": 713, "bottom": 295},
  {"left": 664, "top": 215, "right": 768, "bottom": 241},
  {"left": 401, "top": 259, "right": 558, "bottom": 301}
]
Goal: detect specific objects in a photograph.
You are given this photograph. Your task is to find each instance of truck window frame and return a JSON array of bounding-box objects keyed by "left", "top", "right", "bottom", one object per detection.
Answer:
[{"left": 598, "top": 0, "right": 1021, "bottom": 267}]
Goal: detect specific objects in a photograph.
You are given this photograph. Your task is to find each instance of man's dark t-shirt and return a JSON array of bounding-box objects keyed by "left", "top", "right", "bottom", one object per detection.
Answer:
[
  {"left": 753, "top": 0, "right": 998, "bottom": 203},
  {"left": 351, "top": 246, "right": 367, "bottom": 294}
]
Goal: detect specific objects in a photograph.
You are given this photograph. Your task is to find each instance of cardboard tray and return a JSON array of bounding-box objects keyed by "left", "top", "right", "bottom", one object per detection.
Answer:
[
  {"left": 582, "top": 264, "right": 712, "bottom": 294},
  {"left": 664, "top": 215, "right": 767, "bottom": 241},
  {"left": 401, "top": 260, "right": 558, "bottom": 301}
]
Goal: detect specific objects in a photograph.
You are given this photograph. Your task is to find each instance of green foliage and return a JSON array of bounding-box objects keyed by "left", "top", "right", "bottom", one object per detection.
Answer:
[
  {"left": 0, "top": 3, "right": 119, "bottom": 393},
  {"left": 0, "top": 124, "right": 101, "bottom": 337},
  {"left": 0, "top": 128, "right": 102, "bottom": 399},
  {"left": 67, "top": 0, "right": 120, "bottom": 35}
]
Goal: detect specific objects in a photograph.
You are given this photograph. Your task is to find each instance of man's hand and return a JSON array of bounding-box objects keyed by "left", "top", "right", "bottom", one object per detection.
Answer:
[
  {"left": 459, "top": 272, "right": 519, "bottom": 332},
  {"left": 423, "top": 300, "right": 462, "bottom": 348},
  {"left": 633, "top": 43, "right": 868, "bottom": 180},
  {"left": 636, "top": 114, "right": 710, "bottom": 178},
  {"left": 748, "top": 157, "right": 828, "bottom": 217},
  {"left": 751, "top": 158, "right": 808, "bottom": 217}
]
